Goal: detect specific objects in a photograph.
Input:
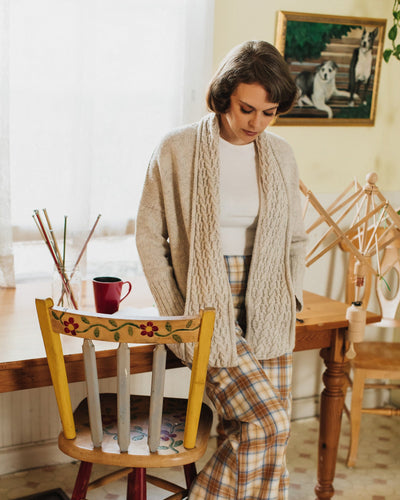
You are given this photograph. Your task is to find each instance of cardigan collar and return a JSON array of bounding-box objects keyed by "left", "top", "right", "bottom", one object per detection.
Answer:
[{"left": 184, "top": 113, "right": 288, "bottom": 367}]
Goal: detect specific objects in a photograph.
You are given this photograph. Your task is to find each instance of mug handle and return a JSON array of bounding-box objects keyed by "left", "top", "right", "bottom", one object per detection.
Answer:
[{"left": 120, "top": 281, "right": 132, "bottom": 304}]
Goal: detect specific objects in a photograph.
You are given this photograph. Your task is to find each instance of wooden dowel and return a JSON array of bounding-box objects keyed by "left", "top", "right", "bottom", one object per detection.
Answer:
[
  {"left": 378, "top": 248, "right": 399, "bottom": 276},
  {"left": 302, "top": 196, "right": 309, "bottom": 220},
  {"left": 34, "top": 211, "right": 56, "bottom": 261},
  {"left": 307, "top": 185, "right": 363, "bottom": 233},
  {"left": 43, "top": 208, "right": 63, "bottom": 266},
  {"left": 146, "top": 474, "right": 185, "bottom": 493},
  {"left": 362, "top": 408, "right": 400, "bottom": 416},
  {"left": 34, "top": 211, "right": 62, "bottom": 269},
  {"left": 307, "top": 189, "right": 368, "bottom": 260},
  {"left": 364, "top": 383, "right": 400, "bottom": 390},
  {"left": 34, "top": 210, "right": 78, "bottom": 309},
  {"left": 87, "top": 468, "right": 133, "bottom": 490},
  {"left": 375, "top": 224, "right": 397, "bottom": 248},
  {"left": 349, "top": 193, "right": 367, "bottom": 232},
  {"left": 63, "top": 215, "right": 67, "bottom": 268},
  {"left": 71, "top": 214, "right": 101, "bottom": 277},
  {"left": 163, "top": 492, "right": 188, "bottom": 500},
  {"left": 307, "top": 233, "right": 348, "bottom": 267},
  {"left": 325, "top": 179, "right": 360, "bottom": 212},
  {"left": 360, "top": 195, "right": 372, "bottom": 253},
  {"left": 302, "top": 190, "right": 365, "bottom": 266},
  {"left": 32, "top": 214, "right": 46, "bottom": 241},
  {"left": 364, "top": 203, "right": 387, "bottom": 256},
  {"left": 372, "top": 189, "right": 400, "bottom": 226},
  {"left": 58, "top": 214, "right": 101, "bottom": 305},
  {"left": 43, "top": 208, "right": 76, "bottom": 306},
  {"left": 299, "top": 179, "right": 308, "bottom": 196},
  {"left": 347, "top": 202, "right": 386, "bottom": 243},
  {"left": 366, "top": 233, "right": 399, "bottom": 257},
  {"left": 306, "top": 225, "right": 335, "bottom": 261}
]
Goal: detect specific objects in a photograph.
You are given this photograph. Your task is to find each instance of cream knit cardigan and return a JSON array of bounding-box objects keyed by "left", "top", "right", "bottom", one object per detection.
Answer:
[{"left": 136, "top": 113, "right": 307, "bottom": 367}]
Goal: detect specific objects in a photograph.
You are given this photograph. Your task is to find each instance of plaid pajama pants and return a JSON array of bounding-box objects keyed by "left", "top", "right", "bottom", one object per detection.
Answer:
[{"left": 189, "top": 256, "right": 293, "bottom": 500}]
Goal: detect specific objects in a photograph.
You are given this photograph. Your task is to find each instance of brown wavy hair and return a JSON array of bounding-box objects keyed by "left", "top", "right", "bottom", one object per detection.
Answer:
[{"left": 206, "top": 40, "right": 297, "bottom": 116}]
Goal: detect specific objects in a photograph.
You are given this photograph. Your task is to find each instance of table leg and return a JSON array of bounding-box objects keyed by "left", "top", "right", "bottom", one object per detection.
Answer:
[{"left": 315, "top": 328, "right": 347, "bottom": 500}]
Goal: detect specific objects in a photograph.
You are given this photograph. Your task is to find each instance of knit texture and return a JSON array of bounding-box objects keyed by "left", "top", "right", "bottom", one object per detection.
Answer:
[
  {"left": 245, "top": 132, "right": 292, "bottom": 359},
  {"left": 184, "top": 116, "right": 237, "bottom": 365},
  {"left": 184, "top": 116, "right": 292, "bottom": 364},
  {"left": 136, "top": 114, "right": 307, "bottom": 367}
]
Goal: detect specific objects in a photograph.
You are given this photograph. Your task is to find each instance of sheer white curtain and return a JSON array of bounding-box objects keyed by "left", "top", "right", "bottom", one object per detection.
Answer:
[
  {"left": 0, "top": 0, "right": 14, "bottom": 287},
  {"left": 1, "top": 0, "right": 214, "bottom": 285}
]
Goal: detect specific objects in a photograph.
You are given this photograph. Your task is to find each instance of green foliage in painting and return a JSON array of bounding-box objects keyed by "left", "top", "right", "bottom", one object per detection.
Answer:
[{"left": 285, "top": 21, "right": 356, "bottom": 61}]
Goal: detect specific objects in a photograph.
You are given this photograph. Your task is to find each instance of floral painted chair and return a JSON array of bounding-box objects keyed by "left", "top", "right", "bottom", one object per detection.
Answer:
[{"left": 36, "top": 298, "right": 215, "bottom": 500}]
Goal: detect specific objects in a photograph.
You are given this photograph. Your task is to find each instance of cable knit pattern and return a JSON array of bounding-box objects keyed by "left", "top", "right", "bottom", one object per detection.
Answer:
[
  {"left": 184, "top": 116, "right": 237, "bottom": 366},
  {"left": 136, "top": 114, "right": 307, "bottom": 367},
  {"left": 245, "top": 133, "right": 292, "bottom": 358}
]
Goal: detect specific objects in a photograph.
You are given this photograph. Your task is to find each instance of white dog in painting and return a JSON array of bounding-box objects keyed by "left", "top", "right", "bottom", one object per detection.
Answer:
[
  {"left": 295, "top": 60, "right": 351, "bottom": 118},
  {"left": 349, "top": 28, "right": 378, "bottom": 106}
]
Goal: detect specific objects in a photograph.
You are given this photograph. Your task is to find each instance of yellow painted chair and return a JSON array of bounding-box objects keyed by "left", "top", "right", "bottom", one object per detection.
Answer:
[
  {"left": 36, "top": 298, "right": 215, "bottom": 499},
  {"left": 343, "top": 237, "right": 400, "bottom": 467}
]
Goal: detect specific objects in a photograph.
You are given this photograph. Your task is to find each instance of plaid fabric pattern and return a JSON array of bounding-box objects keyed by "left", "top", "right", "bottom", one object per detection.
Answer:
[
  {"left": 189, "top": 256, "right": 293, "bottom": 500},
  {"left": 223, "top": 255, "right": 251, "bottom": 333}
]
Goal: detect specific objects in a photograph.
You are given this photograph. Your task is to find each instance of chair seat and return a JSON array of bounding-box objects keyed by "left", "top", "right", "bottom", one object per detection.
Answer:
[
  {"left": 352, "top": 342, "right": 400, "bottom": 371},
  {"left": 59, "top": 394, "right": 213, "bottom": 468}
]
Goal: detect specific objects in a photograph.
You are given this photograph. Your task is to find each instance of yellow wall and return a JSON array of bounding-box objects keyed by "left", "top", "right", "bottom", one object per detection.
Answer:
[{"left": 213, "top": 0, "right": 400, "bottom": 193}]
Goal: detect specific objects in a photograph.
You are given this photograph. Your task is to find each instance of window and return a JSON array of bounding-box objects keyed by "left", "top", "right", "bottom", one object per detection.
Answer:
[{"left": 3, "top": 0, "right": 214, "bottom": 282}]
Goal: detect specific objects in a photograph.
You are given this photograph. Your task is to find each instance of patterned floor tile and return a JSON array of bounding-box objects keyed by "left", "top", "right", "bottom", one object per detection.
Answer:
[{"left": 0, "top": 414, "right": 399, "bottom": 499}]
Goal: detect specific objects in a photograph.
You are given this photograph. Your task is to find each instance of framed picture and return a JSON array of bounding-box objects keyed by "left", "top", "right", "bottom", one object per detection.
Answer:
[{"left": 275, "top": 12, "right": 386, "bottom": 126}]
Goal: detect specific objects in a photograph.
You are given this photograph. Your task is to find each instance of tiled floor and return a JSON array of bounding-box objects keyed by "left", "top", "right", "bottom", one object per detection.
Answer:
[{"left": 1, "top": 414, "right": 399, "bottom": 499}]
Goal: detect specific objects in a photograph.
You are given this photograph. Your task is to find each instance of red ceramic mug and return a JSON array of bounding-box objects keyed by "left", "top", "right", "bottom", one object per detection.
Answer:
[{"left": 92, "top": 276, "right": 132, "bottom": 314}]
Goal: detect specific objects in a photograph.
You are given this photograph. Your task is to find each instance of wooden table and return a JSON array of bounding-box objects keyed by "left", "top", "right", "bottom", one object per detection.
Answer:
[{"left": 0, "top": 281, "right": 380, "bottom": 500}]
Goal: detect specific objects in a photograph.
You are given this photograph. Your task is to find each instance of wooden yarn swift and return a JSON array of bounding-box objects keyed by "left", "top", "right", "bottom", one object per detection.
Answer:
[{"left": 300, "top": 172, "right": 400, "bottom": 357}]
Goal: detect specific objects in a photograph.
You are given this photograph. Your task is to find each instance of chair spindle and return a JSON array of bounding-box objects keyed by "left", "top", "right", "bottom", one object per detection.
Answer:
[
  {"left": 82, "top": 339, "right": 103, "bottom": 447},
  {"left": 117, "top": 342, "right": 131, "bottom": 452},
  {"left": 149, "top": 344, "right": 167, "bottom": 452}
]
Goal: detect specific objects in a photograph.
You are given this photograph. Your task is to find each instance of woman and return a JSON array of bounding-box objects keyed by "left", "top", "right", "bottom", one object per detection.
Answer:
[{"left": 136, "top": 40, "right": 307, "bottom": 499}]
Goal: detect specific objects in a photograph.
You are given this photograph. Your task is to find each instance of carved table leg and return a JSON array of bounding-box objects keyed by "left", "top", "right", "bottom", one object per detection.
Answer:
[{"left": 315, "top": 328, "right": 347, "bottom": 500}]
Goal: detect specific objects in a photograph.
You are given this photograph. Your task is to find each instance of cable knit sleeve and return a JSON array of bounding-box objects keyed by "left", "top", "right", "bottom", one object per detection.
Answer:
[{"left": 136, "top": 148, "right": 185, "bottom": 316}]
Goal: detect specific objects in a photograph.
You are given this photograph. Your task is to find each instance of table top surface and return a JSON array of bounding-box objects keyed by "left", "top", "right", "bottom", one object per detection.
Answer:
[{"left": 0, "top": 278, "right": 381, "bottom": 366}]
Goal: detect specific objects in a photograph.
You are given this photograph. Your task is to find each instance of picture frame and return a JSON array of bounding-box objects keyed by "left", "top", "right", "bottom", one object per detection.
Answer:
[{"left": 275, "top": 11, "right": 387, "bottom": 126}]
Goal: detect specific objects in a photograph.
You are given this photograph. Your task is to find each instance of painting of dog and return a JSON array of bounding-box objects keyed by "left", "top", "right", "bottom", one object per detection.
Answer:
[
  {"left": 295, "top": 61, "right": 350, "bottom": 119},
  {"left": 275, "top": 12, "right": 386, "bottom": 124},
  {"left": 349, "top": 27, "right": 378, "bottom": 106}
]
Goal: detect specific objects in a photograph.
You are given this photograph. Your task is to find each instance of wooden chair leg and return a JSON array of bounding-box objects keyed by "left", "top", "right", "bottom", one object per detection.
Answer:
[
  {"left": 71, "top": 461, "right": 93, "bottom": 500},
  {"left": 127, "top": 467, "right": 146, "bottom": 500},
  {"left": 183, "top": 462, "right": 197, "bottom": 490},
  {"left": 346, "top": 369, "right": 366, "bottom": 468}
]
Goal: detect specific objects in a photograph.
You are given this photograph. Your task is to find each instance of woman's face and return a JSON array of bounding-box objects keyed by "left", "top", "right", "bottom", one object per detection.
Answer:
[{"left": 219, "top": 82, "right": 278, "bottom": 145}]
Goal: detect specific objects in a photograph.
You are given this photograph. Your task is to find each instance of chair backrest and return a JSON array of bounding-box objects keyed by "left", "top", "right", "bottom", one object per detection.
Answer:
[{"left": 35, "top": 298, "right": 215, "bottom": 452}]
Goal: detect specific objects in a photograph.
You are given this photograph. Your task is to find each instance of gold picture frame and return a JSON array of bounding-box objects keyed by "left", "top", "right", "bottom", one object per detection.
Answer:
[{"left": 275, "top": 11, "right": 386, "bottom": 126}]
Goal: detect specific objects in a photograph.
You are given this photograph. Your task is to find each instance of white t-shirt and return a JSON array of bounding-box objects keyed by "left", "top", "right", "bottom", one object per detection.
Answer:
[{"left": 219, "top": 137, "right": 259, "bottom": 255}]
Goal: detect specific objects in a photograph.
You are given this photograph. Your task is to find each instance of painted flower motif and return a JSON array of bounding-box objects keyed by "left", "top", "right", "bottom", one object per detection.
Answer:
[
  {"left": 64, "top": 317, "right": 79, "bottom": 336},
  {"left": 161, "top": 429, "right": 177, "bottom": 441},
  {"left": 140, "top": 321, "right": 158, "bottom": 337}
]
